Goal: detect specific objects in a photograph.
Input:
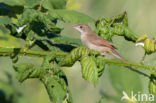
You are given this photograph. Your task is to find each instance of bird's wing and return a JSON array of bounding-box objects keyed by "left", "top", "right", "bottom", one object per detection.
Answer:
[{"left": 88, "top": 33, "right": 116, "bottom": 49}]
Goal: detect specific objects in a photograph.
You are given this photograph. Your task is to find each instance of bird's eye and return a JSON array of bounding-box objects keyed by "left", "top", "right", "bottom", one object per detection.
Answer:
[{"left": 80, "top": 26, "right": 83, "bottom": 29}]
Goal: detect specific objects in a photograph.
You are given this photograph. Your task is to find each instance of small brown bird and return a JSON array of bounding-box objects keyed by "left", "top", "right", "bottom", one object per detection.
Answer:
[{"left": 73, "top": 24, "right": 126, "bottom": 61}]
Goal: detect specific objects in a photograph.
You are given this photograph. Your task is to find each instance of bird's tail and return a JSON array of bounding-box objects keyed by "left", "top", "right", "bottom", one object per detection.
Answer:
[{"left": 111, "top": 49, "right": 126, "bottom": 62}]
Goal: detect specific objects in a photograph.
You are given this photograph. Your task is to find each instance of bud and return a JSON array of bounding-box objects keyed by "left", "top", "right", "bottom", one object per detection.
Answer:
[
  {"left": 149, "top": 80, "right": 156, "bottom": 94},
  {"left": 149, "top": 75, "right": 156, "bottom": 94},
  {"left": 144, "top": 39, "right": 155, "bottom": 54},
  {"left": 136, "top": 34, "right": 148, "bottom": 42}
]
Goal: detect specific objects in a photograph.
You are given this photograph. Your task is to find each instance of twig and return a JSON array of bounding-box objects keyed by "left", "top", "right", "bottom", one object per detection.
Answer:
[
  {"left": 0, "top": 47, "right": 155, "bottom": 75},
  {"left": 0, "top": 48, "right": 66, "bottom": 57},
  {"left": 140, "top": 53, "right": 146, "bottom": 64},
  {"left": 103, "top": 59, "right": 156, "bottom": 74}
]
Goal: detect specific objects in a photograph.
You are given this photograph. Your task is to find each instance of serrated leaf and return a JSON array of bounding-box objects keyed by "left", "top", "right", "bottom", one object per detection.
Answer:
[
  {"left": 42, "top": 0, "right": 54, "bottom": 10},
  {"left": 0, "top": 3, "right": 24, "bottom": 18},
  {"left": 0, "top": 0, "right": 25, "bottom": 6},
  {"left": 0, "top": 30, "right": 20, "bottom": 47},
  {"left": 96, "top": 56, "right": 106, "bottom": 77},
  {"left": 149, "top": 74, "right": 156, "bottom": 94},
  {"left": 0, "top": 4, "right": 12, "bottom": 16},
  {"left": 18, "top": 9, "right": 61, "bottom": 34},
  {"left": 51, "top": 0, "right": 67, "bottom": 9},
  {"left": 15, "top": 0, "right": 67, "bottom": 9},
  {"left": 41, "top": 69, "right": 73, "bottom": 103},
  {"left": 95, "top": 12, "right": 139, "bottom": 42},
  {"left": 42, "top": 53, "right": 56, "bottom": 68},
  {"left": 0, "top": 16, "right": 11, "bottom": 25},
  {"left": 17, "top": 9, "right": 38, "bottom": 26},
  {"left": 149, "top": 80, "right": 156, "bottom": 94},
  {"left": 50, "top": 0, "right": 67, "bottom": 9},
  {"left": 42, "top": 0, "right": 67, "bottom": 10},
  {"left": 25, "top": 0, "right": 42, "bottom": 8},
  {"left": 43, "top": 75, "right": 66, "bottom": 103},
  {"left": 49, "top": 10, "right": 95, "bottom": 23},
  {"left": 80, "top": 56, "right": 98, "bottom": 86},
  {"left": 13, "top": 63, "right": 46, "bottom": 82},
  {"left": 59, "top": 46, "right": 89, "bottom": 66},
  {"left": 0, "top": 80, "right": 18, "bottom": 103}
]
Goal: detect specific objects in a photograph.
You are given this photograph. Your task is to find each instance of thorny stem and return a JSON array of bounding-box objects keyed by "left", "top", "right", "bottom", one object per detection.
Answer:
[
  {"left": 0, "top": 48, "right": 66, "bottom": 57},
  {"left": 140, "top": 53, "right": 147, "bottom": 64},
  {"left": 0, "top": 47, "right": 155, "bottom": 75},
  {"left": 103, "top": 59, "right": 156, "bottom": 74}
]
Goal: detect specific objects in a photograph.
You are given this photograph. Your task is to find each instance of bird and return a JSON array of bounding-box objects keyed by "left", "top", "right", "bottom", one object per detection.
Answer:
[{"left": 73, "top": 24, "right": 126, "bottom": 61}]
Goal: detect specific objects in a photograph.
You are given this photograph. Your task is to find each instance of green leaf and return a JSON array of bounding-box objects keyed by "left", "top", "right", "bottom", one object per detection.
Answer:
[
  {"left": 17, "top": 9, "right": 37, "bottom": 26},
  {"left": 51, "top": 36, "right": 82, "bottom": 46},
  {"left": 0, "top": 0, "right": 25, "bottom": 6},
  {"left": 80, "top": 56, "right": 98, "bottom": 86},
  {"left": 43, "top": 75, "right": 66, "bottom": 103},
  {"left": 59, "top": 46, "right": 89, "bottom": 66},
  {"left": 0, "top": 80, "right": 18, "bottom": 103},
  {"left": 149, "top": 79, "right": 156, "bottom": 94},
  {"left": 25, "top": 0, "right": 67, "bottom": 10},
  {"left": 18, "top": 9, "right": 61, "bottom": 33},
  {"left": 149, "top": 74, "right": 156, "bottom": 94},
  {"left": 25, "top": 0, "right": 42, "bottom": 8},
  {"left": 0, "top": 4, "right": 23, "bottom": 18},
  {"left": 49, "top": 10, "right": 95, "bottom": 23},
  {"left": 0, "top": 30, "right": 20, "bottom": 47},
  {"left": 41, "top": 53, "right": 56, "bottom": 69},
  {"left": 50, "top": 0, "right": 67, "bottom": 9},
  {"left": 0, "top": 4, "right": 13, "bottom": 16},
  {"left": 41, "top": 69, "right": 73, "bottom": 103},
  {"left": 13, "top": 63, "right": 73, "bottom": 103},
  {"left": 124, "top": 26, "right": 138, "bottom": 42},
  {"left": 13, "top": 63, "right": 46, "bottom": 82},
  {"left": 96, "top": 56, "right": 106, "bottom": 77},
  {"left": 42, "top": 0, "right": 54, "bottom": 10},
  {"left": 0, "top": 16, "right": 11, "bottom": 25},
  {"left": 42, "top": 0, "right": 67, "bottom": 10},
  {"left": 95, "top": 12, "right": 139, "bottom": 42}
]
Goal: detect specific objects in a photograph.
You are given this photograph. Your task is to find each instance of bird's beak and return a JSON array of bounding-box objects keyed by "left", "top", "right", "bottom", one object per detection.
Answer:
[
  {"left": 72, "top": 25, "right": 77, "bottom": 29},
  {"left": 72, "top": 25, "right": 83, "bottom": 33},
  {"left": 72, "top": 26, "right": 79, "bottom": 31}
]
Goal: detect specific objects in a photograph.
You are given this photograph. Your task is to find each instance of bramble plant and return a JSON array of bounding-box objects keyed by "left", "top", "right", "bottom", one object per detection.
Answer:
[{"left": 0, "top": 0, "right": 156, "bottom": 103}]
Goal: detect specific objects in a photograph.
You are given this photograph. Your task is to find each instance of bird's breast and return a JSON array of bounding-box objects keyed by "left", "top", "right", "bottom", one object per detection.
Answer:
[{"left": 81, "top": 34, "right": 105, "bottom": 51}]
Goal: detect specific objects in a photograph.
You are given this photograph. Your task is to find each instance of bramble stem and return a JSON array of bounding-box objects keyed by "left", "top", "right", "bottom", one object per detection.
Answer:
[
  {"left": 140, "top": 53, "right": 146, "bottom": 64},
  {"left": 0, "top": 48, "right": 67, "bottom": 57},
  {"left": 0, "top": 47, "right": 155, "bottom": 75},
  {"left": 103, "top": 59, "right": 156, "bottom": 74}
]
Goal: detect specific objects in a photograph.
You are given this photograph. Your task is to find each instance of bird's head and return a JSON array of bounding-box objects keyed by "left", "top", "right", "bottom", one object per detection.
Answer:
[{"left": 73, "top": 24, "right": 92, "bottom": 34}]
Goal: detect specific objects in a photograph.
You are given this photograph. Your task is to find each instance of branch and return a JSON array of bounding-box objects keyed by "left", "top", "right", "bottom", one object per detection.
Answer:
[
  {"left": 0, "top": 48, "right": 66, "bottom": 57},
  {"left": 0, "top": 47, "right": 155, "bottom": 75},
  {"left": 103, "top": 59, "right": 156, "bottom": 74}
]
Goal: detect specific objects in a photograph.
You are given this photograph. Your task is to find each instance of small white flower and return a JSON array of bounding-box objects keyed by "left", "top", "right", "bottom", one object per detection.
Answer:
[
  {"left": 16, "top": 25, "right": 27, "bottom": 33},
  {"left": 135, "top": 42, "right": 144, "bottom": 47}
]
